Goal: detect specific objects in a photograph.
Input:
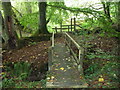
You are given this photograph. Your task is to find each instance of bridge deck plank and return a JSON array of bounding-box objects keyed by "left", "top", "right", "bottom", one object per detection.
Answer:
[{"left": 47, "top": 42, "right": 87, "bottom": 88}]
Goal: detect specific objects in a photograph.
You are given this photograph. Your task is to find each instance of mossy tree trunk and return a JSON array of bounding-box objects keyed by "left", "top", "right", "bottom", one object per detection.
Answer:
[
  {"left": 0, "top": 11, "right": 2, "bottom": 45},
  {"left": 117, "top": 2, "right": 120, "bottom": 61},
  {"left": 2, "top": 2, "right": 18, "bottom": 49},
  {"left": 38, "top": 2, "right": 49, "bottom": 34},
  {"left": 0, "top": 10, "right": 8, "bottom": 44},
  {"left": 117, "top": 1, "right": 120, "bottom": 31},
  {"left": 12, "top": 8, "right": 23, "bottom": 38}
]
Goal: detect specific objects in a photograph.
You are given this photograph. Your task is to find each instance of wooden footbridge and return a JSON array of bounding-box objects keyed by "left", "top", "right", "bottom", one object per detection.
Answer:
[{"left": 46, "top": 18, "right": 88, "bottom": 88}]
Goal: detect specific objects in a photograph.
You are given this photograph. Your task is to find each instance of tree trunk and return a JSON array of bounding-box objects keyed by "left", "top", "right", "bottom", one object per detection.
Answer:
[
  {"left": 116, "top": 2, "right": 120, "bottom": 65},
  {"left": 0, "top": 11, "right": 8, "bottom": 44},
  {"left": 12, "top": 8, "right": 23, "bottom": 38},
  {"left": 38, "top": 2, "right": 49, "bottom": 34},
  {"left": 102, "top": 2, "right": 107, "bottom": 15},
  {"left": 0, "top": 11, "right": 2, "bottom": 46},
  {"left": 106, "top": 2, "right": 111, "bottom": 19},
  {"left": 102, "top": 2, "right": 112, "bottom": 22},
  {"left": 117, "top": 1, "right": 120, "bottom": 31},
  {"left": 2, "top": 2, "right": 18, "bottom": 49}
]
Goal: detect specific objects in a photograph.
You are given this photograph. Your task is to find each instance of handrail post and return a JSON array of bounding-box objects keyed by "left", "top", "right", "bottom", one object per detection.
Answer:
[
  {"left": 68, "top": 26, "right": 69, "bottom": 32},
  {"left": 64, "top": 32, "right": 84, "bottom": 75},
  {"left": 52, "top": 31, "right": 54, "bottom": 48},
  {"left": 60, "top": 23, "right": 62, "bottom": 32},
  {"left": 78, "top": 49, "right": 81, "bottom": 63},
  {"left": 74, "top": 17, "right": 76, "bottom": 31},
  {"left": 55, "top": 27, "right": 57, "bottom": 33},
  {"left": 71, "top": 18, "right": 72, "bottom": 31}
]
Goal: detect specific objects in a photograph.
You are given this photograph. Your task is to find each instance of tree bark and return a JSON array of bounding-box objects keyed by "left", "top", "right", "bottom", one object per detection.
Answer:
[
  {"left": 38, "top": 2, "right": 49, "bottom": 34},
  {"left": 2, "top": 2, "right": 18, "bottom": 49}
]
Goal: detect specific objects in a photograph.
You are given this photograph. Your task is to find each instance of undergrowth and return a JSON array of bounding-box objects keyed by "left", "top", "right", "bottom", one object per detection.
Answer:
[{"left": 1, "top": 61, "right": 47, "bottom": 88}]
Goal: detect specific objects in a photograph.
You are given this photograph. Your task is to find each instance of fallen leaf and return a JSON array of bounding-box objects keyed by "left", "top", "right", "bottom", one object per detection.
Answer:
[
  {"left": 64, "top": 70, "right": 66, "bottom": 72},
  {"left": 0, "top": 66, "right": 3, "bottom": 68},
  {"left": 47, "top": 77, "right": 50, "bottom": 80},
  {"left": 55, "top": 69, "right": 59, "bottom": 70},
  {"left": 51, "top": 76, "right": 55, "bottom": 79},
  {"left": 60, "top": 67, "right": 64, "bottom": 70},
  {"left": 98, "top": 77, "right": 104, "bottom": 82}
]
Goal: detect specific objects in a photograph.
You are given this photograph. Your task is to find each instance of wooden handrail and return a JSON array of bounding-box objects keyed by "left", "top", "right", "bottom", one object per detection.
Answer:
[
  {"left": 64, "top": 32, "right": 83, "bottom": 65},
  {"left": 52, "top": 28, "right": 69, "bottom": 29},
  {"left": 65, "top": 32, "right": 80, "bottom": 49},
  {"left": 52, "top": 18, "right": 81, "bottom": 32}
]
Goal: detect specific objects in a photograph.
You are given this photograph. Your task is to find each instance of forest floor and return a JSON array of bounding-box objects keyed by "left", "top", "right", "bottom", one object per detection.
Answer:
[
  {"left": 2, "top": 33, "right": 120, "bottom": 88},
  {"left": 69, "top": 32, "right": 119, "bottom": 88}
]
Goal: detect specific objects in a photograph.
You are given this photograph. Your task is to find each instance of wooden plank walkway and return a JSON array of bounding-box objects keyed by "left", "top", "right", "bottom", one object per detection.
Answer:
[{"left": 47, "top": 43, "right": 87, "bottom": 88}]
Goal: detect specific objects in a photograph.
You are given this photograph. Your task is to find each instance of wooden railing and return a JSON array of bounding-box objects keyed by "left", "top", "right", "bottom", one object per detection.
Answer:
[
  {"left": 64, "top": 32, "right": 84, "bottom": 74},
  {"left": 52, "top": 18, "right": 81, "bottom": 33}
]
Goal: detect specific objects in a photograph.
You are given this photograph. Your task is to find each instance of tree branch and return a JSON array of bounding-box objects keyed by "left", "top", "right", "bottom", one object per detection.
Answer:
[
  {"left": 47, "top": 4, "right": 101, "bottom": 16},
  {"left": 46, "top": 17, "right": 50, "bottom": 24},
  {"left": 12, "top": 6, "right": 22, "bottom": 17}
]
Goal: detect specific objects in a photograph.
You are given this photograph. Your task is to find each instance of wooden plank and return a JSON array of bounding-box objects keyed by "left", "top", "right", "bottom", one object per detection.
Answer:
[
  {"left": 62, "top": 24, "right": 80, "bottom": 27},
  {"left": 52, "top": 28, "right": 69, "bottom": 29}
]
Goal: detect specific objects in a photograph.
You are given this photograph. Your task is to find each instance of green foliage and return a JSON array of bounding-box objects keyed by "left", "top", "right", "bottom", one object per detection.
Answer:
[
  {"left": 85, "top": 61, "right": 119, "bottom": 81},
  {"left": 47, "top": 2, "right": 69, "bottom": 25},
  {"left": 19, "top": 12, "right": 38, "bottom": 33},
  {"left": 81, "top": 16, "right": 119, "bottom": 38},
  {"left": 15, "top": 81, "right": 40, "bottom": 88},
  {"left": 101, "top": 61, "right": 120, "bottom": 81},
  {"left": 84, "top": 63, "right": 101, "bottom": 75},
  {"left": 2, "top": 73, "right": 15, "bottom": 88},
  {"left": 12, "top": 61, "right": 31, "bottom": 79},
  {"left": 2, "top": 61, "right": 31, "bottom": 88},
  {"left": 29, "top": 41, "right": 37, "bottom": 45},
  {"left": 40, "top": 79, "right": 47, "bottom": 88},
  {"left": 2, "top": 61, "right": 47, "bottom": 88},
  {"left": 86, "top": 50, "right": 115, "bottom": 60},
  {"left": 2, "top": 71, "right": 41, "bottom": 88}
]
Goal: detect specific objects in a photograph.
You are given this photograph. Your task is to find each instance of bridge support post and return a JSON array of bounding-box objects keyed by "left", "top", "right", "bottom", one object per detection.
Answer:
[
  {"left": 78, "top": 49, "right": 84, "bottom": 76},
  {"left": 60, "top": 23, "right": 62, "bottom": 32},
  {"left": 74, "top": 17, "right": 76, "bottom": 31},
  {"left": 78, "top": 50, "right": 81, "bottom": 61},
  {"left": 68, "top": 26, "right": 69, "bottom": 32},
  {"left": 71, "top": 18, "right": 72, "bottom": 31}
]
